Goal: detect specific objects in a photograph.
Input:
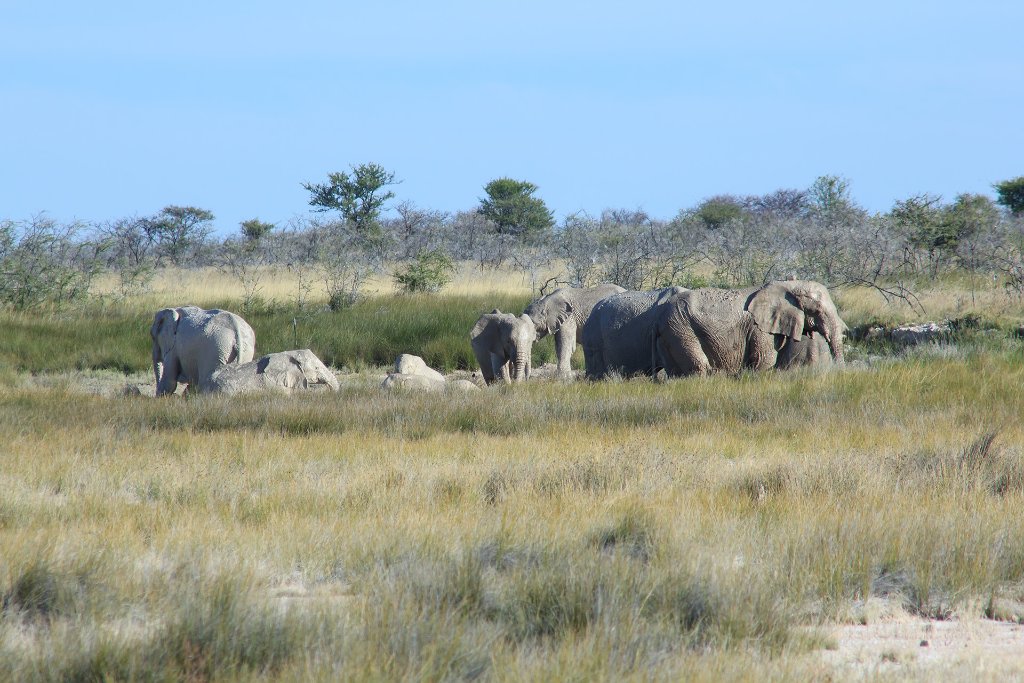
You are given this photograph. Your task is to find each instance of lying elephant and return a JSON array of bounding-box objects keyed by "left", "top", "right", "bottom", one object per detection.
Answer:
[{"left": 206, "top": 349, "right": 339, "bottom": 395}]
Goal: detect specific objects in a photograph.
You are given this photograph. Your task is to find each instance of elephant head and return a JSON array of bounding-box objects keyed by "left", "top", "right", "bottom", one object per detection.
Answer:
[
  {"left": 523, "top": 284, "right": 626, "bottom": 377},
  {"left": 523, "top": 292, "right": 574, "bottom": 339},
  {"left": 746, "top": 281, "right": 847, "bottom": 363},
  {"left": 150, "top": 306, "right": 257, "bottom": 396},
  {"left": 470, "top": 309, "right": 537, "bottom": 384},
  {"left": 151, "top": 307, "right": 181, "bottom": 390}
]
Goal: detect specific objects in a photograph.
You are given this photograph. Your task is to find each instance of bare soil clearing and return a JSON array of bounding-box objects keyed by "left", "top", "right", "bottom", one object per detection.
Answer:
[{"left": 820, "top": 612, "right": 1024, "bottom": 679}]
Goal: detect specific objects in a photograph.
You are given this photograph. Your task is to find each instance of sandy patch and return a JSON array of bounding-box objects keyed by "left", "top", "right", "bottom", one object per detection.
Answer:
[{"left": 822, "top": 615, "right": 1024, "bottom": 679}]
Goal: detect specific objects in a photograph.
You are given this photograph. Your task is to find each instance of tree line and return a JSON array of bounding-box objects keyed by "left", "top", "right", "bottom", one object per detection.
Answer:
[{"left": 2, "top": 167, "right": 1024, "bottom": 312}]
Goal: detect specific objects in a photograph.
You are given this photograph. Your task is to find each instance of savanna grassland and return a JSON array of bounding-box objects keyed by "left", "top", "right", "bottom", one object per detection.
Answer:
[{"left": 2, "top": 268, "right": 1024, "bottom": 681}]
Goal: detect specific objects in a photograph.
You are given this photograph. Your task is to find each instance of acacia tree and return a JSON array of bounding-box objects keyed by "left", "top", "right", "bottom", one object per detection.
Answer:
[
  {"left": 146, "top": 205, "right": 215, "bottom": 266},
  {"left": 478, "top": 178, "right": 554, "bottom": 243},
  {"left": 219, "top": 219, "right": 277, "bottom": 312},
  {"left": 303, "top": 163, "right": 398, "bottom": 238},
  {"left": 240, "top": 218, "right": 275, "bottom": 243}
]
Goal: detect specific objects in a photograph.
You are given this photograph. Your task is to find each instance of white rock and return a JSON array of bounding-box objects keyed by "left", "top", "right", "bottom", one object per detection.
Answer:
[{"left": 890, "top": 322, "right": 951, "bottom": 346}]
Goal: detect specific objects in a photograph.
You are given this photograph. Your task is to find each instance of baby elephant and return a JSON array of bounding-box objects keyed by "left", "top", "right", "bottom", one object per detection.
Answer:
[{"left": 469, "top": 309, "right": 537, "bottom": 384}]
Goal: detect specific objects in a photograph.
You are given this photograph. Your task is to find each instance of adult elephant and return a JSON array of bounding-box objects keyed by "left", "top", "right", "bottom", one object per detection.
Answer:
[
  {"left": 523, "top": 283, "right": 625, "bottom": 377},
  {"left": 653, "top": 280, "right": 846, "bottom": 377},
  {"left": 151, "top": 306, "right": 256, "bottom": 396},
  {"left": 582, "top": 287, "right": 687, "bottom": 379},
  {"left": 470, "top": 309, "right": 537, "bottom": 384}
]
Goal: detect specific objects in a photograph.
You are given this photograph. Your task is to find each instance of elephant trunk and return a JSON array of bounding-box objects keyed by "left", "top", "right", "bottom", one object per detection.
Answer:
[
  {"left": 512, "top": 350, "right": 529, "bottom": 382},
  {"left": 824, "top": 320, "right": 845, "bottom": 365}
]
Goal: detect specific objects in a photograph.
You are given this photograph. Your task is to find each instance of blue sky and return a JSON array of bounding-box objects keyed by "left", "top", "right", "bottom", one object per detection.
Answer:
[{"left": 2, "top": 1, "right": 1022, "bottom": 234}]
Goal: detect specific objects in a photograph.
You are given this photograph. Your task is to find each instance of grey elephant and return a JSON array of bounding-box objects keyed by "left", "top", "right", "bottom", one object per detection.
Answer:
[
  {"left": 652, "top": 280, "right": 846, "bottom": 377},
  {"left": 582, "top": 287, "right": 687, "bottom": 379},
  {"left": 469, "top": 309, "right": 537, "bottom": 384},
  {"left": 523, "top": 283, "right": 626, "bottom": 377},
  {"left": 207, "top": 349, "right": 338, "bottom": 395},
  {"left": 151, "top": 306, "right": 256, "bottom": 396}
]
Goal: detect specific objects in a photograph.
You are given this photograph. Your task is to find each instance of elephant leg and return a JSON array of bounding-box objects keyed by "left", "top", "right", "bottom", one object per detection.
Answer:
[
  {"left": 554, "top": 322, "right": 576, "bottom": 377},
  {"left": 745, "top": 331, "right": 778, "bottom": 371},
  {"left": 472, "top": 342, "right": 495, "bottom": 384},
  {"left": 667, "top": 326, "right": 711, "bottom": 376},
  {"left": 651, "top": 329, "right": 668, "bottom": 379},
  {"left": 493, "top": 354, "right": 511, "bottom": 384}
]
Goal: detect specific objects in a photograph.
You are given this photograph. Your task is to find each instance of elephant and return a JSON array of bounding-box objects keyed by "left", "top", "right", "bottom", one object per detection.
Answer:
[
  {"left": 207, "top": 349, "right": 338, "bottom": 395},
  {"left": 652, "top": 280, "right": 847, "bottom": 377},
  {"left": 581, "top": 287, "right": 687, "bottom": 379},
  {"left": 522, "top": 283, "right": 626, "bottom": 377},
  {"left": 469, "top": 309, "right": 537, "bottom": 384},
  {"left": 151, "top": 306, "right": 256, "bottom": 396}
]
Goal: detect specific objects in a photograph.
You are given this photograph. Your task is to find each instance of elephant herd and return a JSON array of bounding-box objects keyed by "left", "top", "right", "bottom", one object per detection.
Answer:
[
  {"left": 150, "top": 279, "right": 847, "bottom": 396},
  {"left": 470, "top": 280, "right": 847, "bottom": 384}
]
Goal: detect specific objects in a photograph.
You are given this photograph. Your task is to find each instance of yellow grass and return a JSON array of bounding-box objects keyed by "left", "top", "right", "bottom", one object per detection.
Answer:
[
  {"left": 3, "top": 275, "right": 1024, "bottom": 679},
  {"left": 92, "top": 262, "right": 543, "bottom": 308}
]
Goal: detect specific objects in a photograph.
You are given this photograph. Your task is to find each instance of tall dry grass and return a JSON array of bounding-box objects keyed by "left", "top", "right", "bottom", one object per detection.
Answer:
[
  {"left": 2, "top": 273, "right": 1024, "bottom": 679},
  {"left": 2, "top": 342, "right": 1024, "bottom": 678}
]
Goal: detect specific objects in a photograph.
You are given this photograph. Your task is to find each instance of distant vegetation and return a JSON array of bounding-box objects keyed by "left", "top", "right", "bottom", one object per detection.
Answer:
[{"left": 3, "top": 169, "right": 1024, "bottom": 315}]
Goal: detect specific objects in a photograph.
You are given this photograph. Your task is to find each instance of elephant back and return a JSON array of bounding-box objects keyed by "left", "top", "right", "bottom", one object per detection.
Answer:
[{"left": 584, "top": 287, "right": 686, "bottom": 378}]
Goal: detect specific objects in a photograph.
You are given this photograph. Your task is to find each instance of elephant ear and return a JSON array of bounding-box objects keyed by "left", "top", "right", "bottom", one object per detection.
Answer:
[
  {"left": 747, "top": 284, "right": 805, "bottom": 341},
  {"left": 553, "top": 301, "right": 574, "bottom": 332},
  {"left": 491, "top": 308, "right": 502, "bottom": 315},
  {"left": 152, "top": 308, "right": 180, "bottom": 341}
]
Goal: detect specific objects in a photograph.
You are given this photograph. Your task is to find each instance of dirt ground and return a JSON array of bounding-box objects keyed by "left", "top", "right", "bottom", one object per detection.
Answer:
[{"left": 818, "top": 607, "right": 1024, "bottom": 680}]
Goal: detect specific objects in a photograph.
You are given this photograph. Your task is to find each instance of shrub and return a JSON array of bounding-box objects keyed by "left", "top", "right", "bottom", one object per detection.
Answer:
[{"left": 393, "top": 249, "right": 456, "bottom": 293}]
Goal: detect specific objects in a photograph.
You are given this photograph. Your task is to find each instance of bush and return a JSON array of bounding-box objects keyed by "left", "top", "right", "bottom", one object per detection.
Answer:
[
  {"left": 0, "top": 217, "right": 106, "bottom": 311},
  {"left": 393, "top": 249, "right": 456, "bottom": 293}
]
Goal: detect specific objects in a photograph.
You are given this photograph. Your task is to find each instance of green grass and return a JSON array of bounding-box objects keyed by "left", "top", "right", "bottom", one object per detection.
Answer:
[{"left": 0, "top": 292, "right": 556, "bottom": 374}]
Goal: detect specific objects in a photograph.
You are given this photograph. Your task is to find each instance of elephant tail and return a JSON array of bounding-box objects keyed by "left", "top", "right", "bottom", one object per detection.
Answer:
[{"left": 227, "top": 316, "right": 255, "bottom": 365}]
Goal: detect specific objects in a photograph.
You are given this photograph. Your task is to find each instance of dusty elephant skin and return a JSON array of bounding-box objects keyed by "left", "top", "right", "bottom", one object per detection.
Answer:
[
  {"left": 653, "top": 280, "right": 847, "bottom": 377},
  {"left": 523, "top": 283, "right": 626, "bottom": 378},
  {"left": 381, "top": 373, "right": 446, "bottom": 392},
  {"left": 151, "top": 306, "right": 256, "bottom": 396},
  {"left": 394, "top": 353, "right": 446, "bottom": 382},
  {"left": 774, "top": 332, "right": 832, "bottom": 370},
  {"left": 469, "top": 309, "right": 537, "bottom": 384},
  {"left": 581, "top": 287, "right": 687, "bottom": 379},
  {"left": 208, "top": 349, "right": 339, "bottom": 395}
]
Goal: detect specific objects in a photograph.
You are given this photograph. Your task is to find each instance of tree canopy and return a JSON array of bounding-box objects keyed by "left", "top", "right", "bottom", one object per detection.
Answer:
[
  {"left": 146, "top": 205, "right": 215, "bottom": 266},
  {"left": 994, "top": 177, "right": 1024, "bottom": 215},
  {"left": 303, "top": 163, "right": 398, "bottom": 237},
  {"left": 478, "top": 178, "right": 554, "bottom": 242}
]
